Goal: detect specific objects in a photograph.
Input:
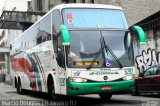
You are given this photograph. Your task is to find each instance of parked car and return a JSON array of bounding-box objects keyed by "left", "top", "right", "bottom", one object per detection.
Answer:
[{"left": 132, "top": 65, "right": 160, "bottom": 96}]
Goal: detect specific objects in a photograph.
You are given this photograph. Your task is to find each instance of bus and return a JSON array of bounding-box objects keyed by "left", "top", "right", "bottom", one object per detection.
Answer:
[{"left": 10, "top": 4, "right": 146, "bottom": 101}]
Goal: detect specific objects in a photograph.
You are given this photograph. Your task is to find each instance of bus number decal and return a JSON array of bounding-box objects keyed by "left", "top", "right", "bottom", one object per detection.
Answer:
[
  {"left": 124, "top": 69, "right": 133, "bottom": 75},
  {"left": 60, "top": 78, "right": 66, "bottom": 86}
]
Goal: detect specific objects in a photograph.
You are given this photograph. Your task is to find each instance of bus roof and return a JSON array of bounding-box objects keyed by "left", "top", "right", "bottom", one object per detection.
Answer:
[{"left": 53, "top": 3, "right": 123, "bottom": 11}]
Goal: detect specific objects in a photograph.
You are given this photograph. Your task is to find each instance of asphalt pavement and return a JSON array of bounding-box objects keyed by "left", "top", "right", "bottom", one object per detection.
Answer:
[{"left": 0, "top": 83, "right": 160, "bottom": 106}]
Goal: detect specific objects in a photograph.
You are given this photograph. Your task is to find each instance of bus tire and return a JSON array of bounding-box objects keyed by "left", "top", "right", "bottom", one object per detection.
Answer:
[
  {"left": 48, "top": 79, "right": 58, "bottom": 100},
  {"left": 17, "top": 78, "right": 24, "bottom": 94},
  {"left": 99, "top": 93, "right": 112, "bottom": 101},
  {"left": 15, "top": 77, "right": 17, "bottom": 88}
]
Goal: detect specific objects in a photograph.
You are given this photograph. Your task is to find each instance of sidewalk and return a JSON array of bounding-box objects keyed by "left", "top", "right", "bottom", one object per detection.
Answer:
[{"left": 0, "top": 71, "right": 12, "bottom": 85}]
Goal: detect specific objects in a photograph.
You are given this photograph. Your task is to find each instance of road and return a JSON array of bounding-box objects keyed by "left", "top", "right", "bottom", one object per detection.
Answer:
[{"left": 0, "top": 83, "right": 160, "bottom": 106}]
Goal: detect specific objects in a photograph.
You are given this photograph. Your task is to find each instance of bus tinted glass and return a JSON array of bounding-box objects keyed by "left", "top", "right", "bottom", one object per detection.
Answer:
[
  {"left": 62, "top": 8, "right": 128, "bottom": 29},
  {"left": 66, "top": 30, "right": 134, "bottom": 68}
]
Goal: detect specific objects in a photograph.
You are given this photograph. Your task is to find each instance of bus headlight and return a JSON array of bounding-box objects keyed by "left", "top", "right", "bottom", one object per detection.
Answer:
[
  {"left": 123, "top": 74, "right": 135, "bottom": 80},
  {"left": 69, "top": 77, "right": 87, "bottom": 83}
]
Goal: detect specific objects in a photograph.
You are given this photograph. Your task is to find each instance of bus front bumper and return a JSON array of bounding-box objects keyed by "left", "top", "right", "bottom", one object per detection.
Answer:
[{"left": 67, "top": 79, "right": 135, "bottom": 95}]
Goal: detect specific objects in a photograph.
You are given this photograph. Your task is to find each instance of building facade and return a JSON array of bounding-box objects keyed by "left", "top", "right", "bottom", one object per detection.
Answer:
[
  {"left": 0, "top": 0, "right": 29, "bottom": 47},
  {"left": 0, "top": 0, "right": 30, "bottom": 83}
]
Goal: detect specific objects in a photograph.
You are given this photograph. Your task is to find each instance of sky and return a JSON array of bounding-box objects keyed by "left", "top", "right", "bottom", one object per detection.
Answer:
[{"left": 0, "top": 0, "right": 30, "bottom": 15}]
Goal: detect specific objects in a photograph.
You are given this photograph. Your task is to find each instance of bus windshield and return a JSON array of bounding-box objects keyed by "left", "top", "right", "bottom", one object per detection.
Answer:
[
  {"left": 66, "top": 30, "right": 134, "bottom": 68},
  {"left": 62, "top": 8, "right": 128, "bottom": 29}
]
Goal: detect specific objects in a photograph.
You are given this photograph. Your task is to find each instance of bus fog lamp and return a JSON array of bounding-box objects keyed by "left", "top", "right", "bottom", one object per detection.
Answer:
[{"left": 123, "top": 74, "right": 135, "bottom": 80}]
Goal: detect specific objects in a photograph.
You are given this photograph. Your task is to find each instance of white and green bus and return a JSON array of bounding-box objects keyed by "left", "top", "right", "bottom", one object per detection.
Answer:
[{"left": 10, "top": 4, "right": 146, "bottom": 100}]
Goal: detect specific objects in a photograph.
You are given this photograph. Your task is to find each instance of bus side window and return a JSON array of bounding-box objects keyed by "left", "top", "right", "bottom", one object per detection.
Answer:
[
  {"left": 47, "top": 34, "right": 51, "bottom": 41},
  {"left": 57, "top": 33, "right": 65, "bottom": 68},
  {"left": 53, "top": 34, "right": 64, "bottom": 68},
  {"left": 53, "top": 34, "right": 58, "bottom": 56},
  {"left": 37, "top": 13, "right": 51, "bottom": 44},
  {"left": 42, "top": 36, "right": 46, "bottom": 42},
  {"left": 52, "top": 10, "right": 64, "bottom": 68},
  {"left": 37, "top": 36, "right": 42, "bottom": 44}
]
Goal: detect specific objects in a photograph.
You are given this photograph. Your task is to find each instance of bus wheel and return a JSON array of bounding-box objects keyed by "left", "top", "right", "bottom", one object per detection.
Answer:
[
  {"left": 99, "top": 93, "right": 112, "bottom": 101},
  {"left": 48, "top": 79, "right": 58, "bottom": 100},
  {"left": 17, "top": 79, "right": 23, "bottom": 94}
]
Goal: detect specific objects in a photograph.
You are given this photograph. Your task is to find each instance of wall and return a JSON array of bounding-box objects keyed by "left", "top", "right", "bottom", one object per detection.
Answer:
[{"left": 134, "top": 27, "right": 160, "bottom": 76}]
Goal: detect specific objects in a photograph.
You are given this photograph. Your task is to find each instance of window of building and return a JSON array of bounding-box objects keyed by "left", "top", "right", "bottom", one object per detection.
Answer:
[{"left": 37, "top": 0, "right": 42, "bottom": 11}]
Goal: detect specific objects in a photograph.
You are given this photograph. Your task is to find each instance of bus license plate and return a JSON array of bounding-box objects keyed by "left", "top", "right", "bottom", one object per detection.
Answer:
[{"left": 101, "top": 86, "right": 111, "bottom": 90}]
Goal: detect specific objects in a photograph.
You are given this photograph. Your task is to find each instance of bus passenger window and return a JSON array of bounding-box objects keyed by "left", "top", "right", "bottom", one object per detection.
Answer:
[
  {"left": 53, "top": 35, "right": 57, "bottom": 54},
  {"left": 47, "top": 35, "right": 51, "bottom": 40},
  {"left": 43, "top": 37, "right": 46, "bottom": 42},
  {"left": 25, "top": 42, "right": 27, "bottom": 47},
  {"left": 37, "top": 36, "right": 42, "bottom": 44}
]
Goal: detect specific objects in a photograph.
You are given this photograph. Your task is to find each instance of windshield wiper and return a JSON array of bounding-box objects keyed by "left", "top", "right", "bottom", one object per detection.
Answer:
[
  {"left": 87, "top": 36, "right": 123, "bottom": 70},
  {"left": 102, "top": 36, "right": 123, "bottom": 68}
]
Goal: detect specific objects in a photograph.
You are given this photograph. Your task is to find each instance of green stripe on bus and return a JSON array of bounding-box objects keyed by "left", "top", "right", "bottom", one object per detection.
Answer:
[
  {"left": 27, "top": 54, "right": 42, "bottom": 92},
  {"left": 35, "top": 55, "right": 47, "bottom": 91}
]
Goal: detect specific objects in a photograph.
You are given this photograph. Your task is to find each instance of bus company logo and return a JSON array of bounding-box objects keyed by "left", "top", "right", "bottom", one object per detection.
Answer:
[
  {"left": 73, "top": 71, "right": 81, "bottom": 76},
  {"left": 89, "top": 72, "right": 119, "bottom": 75},
  {"left": 66, "top": 13, "right": 73, "bottom": 24},
  {"left": 103, "top": 76, "right": 108, "bottom": 80}
]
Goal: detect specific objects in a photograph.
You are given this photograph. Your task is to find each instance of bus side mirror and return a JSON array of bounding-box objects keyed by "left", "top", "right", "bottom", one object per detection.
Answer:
[
  {"left": 60, "top": 25, "right": 70, "bottom": 46},
  {"left": 130, "top": 25, "right": 146, "bottom": 45}
]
